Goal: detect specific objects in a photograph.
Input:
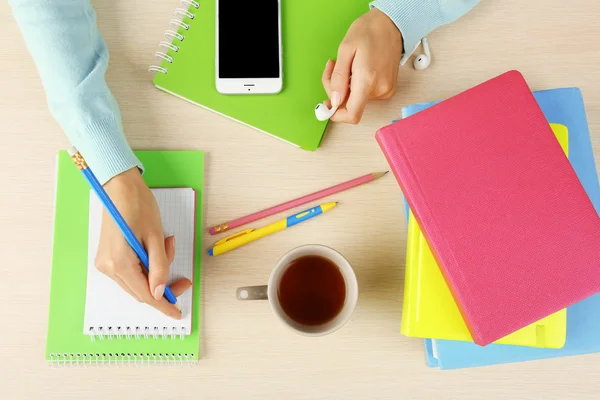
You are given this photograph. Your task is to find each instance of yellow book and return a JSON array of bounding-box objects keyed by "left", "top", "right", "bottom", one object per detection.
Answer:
[{"left": 401, "top": 123, "right": 569, "bottom": 348}]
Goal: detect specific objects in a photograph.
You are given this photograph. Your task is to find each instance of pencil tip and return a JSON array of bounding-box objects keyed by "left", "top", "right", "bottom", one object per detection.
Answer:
[{"left": 372, "top": 171, "right": 389, "bottom": 180}]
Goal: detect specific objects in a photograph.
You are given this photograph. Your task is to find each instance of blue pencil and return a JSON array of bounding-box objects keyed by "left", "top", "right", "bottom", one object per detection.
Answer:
[{"left": 68, "top": 147, "right": 178, "bottom": 305}]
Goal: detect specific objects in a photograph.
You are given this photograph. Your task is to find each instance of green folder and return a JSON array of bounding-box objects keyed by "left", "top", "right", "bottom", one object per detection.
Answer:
[
  {"left": 151, "top": 0, "right": 370, "bottom": 150},
  {"left": 46, "top": 151, "right": 203, "bottom": 365}
]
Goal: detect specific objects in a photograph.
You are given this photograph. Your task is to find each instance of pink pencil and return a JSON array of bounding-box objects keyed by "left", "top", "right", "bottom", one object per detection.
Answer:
[{"left": 209, "top": 171, "right": 388, "bottom": 235}]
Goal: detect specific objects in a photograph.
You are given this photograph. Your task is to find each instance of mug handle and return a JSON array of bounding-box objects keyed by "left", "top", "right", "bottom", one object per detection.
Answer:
[{"left": 236, "top": 285, "right": 268, "bottom": 300}]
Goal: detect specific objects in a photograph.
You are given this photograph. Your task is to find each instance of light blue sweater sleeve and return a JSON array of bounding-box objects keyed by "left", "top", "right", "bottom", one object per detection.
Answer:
[
  {"left": 371, "top": 0, "right": 481, "bottom": 56},
  {"left": 9, "top": 0, "right": 142, "bottom": 185}
]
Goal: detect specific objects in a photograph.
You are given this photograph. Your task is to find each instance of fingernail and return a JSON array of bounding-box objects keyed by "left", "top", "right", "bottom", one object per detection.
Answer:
[
  {"left": 154, "top": 284, "right": 166, "bottom": 300},
  {"left": 172, "top": 237, "right": 176, "bottom": 251},
  {"left": 332, "top": 91, "right": 341, "bottom": 108}
]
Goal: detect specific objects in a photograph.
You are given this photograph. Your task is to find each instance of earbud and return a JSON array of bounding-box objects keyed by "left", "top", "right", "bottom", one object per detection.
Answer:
[
  {"left": 413, "top": 37, "right": 431, "bottom": 70},
  {"left": 314, "top": 103, "right": 337, "bottom": 121}
]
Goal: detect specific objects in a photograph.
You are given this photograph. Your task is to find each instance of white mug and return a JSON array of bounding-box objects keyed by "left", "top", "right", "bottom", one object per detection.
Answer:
[{"left": 236, "top": 244, "right": 359, "bottom": 336}]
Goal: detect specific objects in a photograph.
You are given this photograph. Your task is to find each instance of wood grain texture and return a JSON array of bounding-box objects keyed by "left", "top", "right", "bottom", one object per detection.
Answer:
[{"left": 0, "top": 0, "right": 599, "bottom": 399}]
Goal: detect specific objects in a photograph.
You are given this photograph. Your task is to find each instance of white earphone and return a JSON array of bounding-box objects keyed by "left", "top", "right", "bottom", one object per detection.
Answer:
[
  {"left": 413, "top": 37, "right": 431, "bottom": 70},
  {"left": 399, "top": 37, "right": 431, "bottom": 70},
  {"left": 314, "top": 102, "right": 338, "bottom": 121}
]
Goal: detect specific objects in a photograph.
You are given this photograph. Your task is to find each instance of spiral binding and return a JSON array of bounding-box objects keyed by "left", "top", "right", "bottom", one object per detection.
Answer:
[
  {"left": 48, "top": 352, "right": 196, "bottom": 367},
  {"left": 149, "top": 0, "right": 200, "bottom": 75},
  {"left": 88, "top": 326, "right": 187, "bottom": 341}
]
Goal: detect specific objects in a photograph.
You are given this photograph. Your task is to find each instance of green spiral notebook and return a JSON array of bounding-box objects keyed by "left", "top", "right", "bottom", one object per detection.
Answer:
[
  {"left": 149, "top": 0, "right": 370, "bottom": 150},
  {"left": 46, "top": 151, "right": 203, "bottom": 365}
]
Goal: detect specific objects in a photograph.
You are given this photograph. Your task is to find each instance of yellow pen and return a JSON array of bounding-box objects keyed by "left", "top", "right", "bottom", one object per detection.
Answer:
[{"left": 208, "top": 202, "right": 337, "bottom": 256}]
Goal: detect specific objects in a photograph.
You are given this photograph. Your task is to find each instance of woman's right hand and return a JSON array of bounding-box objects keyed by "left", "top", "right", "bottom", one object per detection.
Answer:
[{"left": 94, "top": 167, "right": 192, "bottom": 319}]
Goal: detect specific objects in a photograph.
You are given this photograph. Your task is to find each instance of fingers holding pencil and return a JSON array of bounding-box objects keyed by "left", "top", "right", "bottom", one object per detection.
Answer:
[{"left": 69, "top": 147, "right": 188, "bottom": 319}]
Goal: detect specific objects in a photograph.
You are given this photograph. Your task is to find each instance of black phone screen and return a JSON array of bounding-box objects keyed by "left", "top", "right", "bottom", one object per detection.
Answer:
[{"left": 218, "top": 1, "right": 280, "bottom": 79}]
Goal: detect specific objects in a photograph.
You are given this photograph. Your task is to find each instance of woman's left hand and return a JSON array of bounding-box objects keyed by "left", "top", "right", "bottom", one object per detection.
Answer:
[{"left": 321, "top": 8, "right": 404, "bottom": 124}]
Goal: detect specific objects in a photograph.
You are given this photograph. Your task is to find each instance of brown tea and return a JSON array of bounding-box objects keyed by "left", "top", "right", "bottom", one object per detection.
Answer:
[{"left": 277, "top": 255, "right": 346, "bottom": 326}]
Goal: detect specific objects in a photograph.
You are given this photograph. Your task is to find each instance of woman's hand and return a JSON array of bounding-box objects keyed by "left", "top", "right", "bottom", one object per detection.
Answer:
[
  {"left": 321, "top": 8, "right": 403, "bottom": 124},
  {"left": 94, "top": 167, "right": 192, "bottom": 319}
]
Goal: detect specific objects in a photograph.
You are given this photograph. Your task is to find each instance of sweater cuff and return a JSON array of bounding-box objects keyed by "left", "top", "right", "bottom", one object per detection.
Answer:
[
  {"left": 370, "top": 0, "right": 443, "bottom": 57},
  {"left": 76, "top": 116, "right": 143, "bottom": 185}
]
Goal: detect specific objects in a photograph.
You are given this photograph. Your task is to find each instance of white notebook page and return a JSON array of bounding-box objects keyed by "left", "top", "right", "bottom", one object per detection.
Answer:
[{"left": 83, "top": 188, "right": 196, "bottom": 339}]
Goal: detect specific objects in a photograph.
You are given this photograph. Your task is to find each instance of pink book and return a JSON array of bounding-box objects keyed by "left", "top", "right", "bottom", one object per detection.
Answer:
[{"left": 376, "top": 70, "right": 600, "bottom": 346}]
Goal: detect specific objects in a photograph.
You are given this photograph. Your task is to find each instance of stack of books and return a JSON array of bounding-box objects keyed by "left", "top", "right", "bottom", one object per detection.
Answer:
[{"left": 376, "top": 71, "right": 600, "bottom": 370}]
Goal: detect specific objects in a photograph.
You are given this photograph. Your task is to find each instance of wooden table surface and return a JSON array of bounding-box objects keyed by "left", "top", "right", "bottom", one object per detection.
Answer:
[{"left": 1, "top": 0, "right": 599, "bottom": 399}]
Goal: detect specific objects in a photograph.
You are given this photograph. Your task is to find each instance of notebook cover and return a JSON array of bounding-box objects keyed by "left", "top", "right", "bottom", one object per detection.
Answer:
[
  {"left": 377, "top": 70, "right": 600, "bottom": 346},
  {"left": 46, "top": 151, "right": 204, "bottom": 364},
  {"left": 152, "top": 0, "right": 370, "bottom": 151},
  {"left": 403, "top": 87, "right": 600, "bottom": 369},
  {"left": 402, "top": 122, "right": 568, "bottom": 349}
]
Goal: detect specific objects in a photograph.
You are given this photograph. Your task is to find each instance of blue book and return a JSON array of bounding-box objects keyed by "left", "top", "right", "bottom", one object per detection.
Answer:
[{"left": 399, "top": 87, "right": 600, "bottom": 370}]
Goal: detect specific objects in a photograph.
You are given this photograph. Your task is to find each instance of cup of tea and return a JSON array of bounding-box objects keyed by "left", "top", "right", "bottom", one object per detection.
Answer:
[{"left": 236, "top": 244, "right": 358, "bottom": 336}]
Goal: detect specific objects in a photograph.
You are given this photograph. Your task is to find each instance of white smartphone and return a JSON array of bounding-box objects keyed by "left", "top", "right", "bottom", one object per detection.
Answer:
[{"left": 216, "top": 0, "right": 283, "bottom": 94}]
